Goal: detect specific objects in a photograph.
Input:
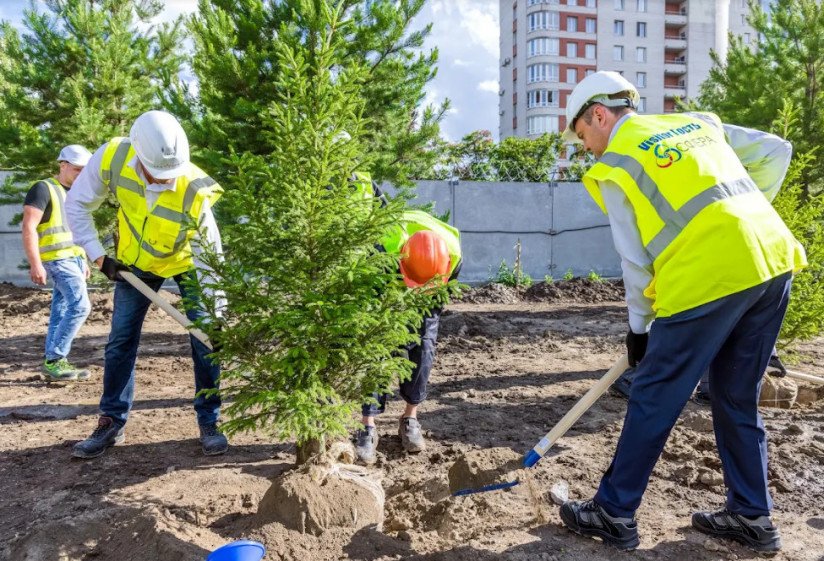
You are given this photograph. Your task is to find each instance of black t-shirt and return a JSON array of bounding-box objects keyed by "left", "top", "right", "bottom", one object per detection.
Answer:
[{"left": 24, "top": 180, "right": 65, "bottom": 225}]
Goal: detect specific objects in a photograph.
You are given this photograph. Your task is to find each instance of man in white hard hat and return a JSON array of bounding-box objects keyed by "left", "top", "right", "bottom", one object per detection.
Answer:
[
  {"left": 66, "top": 110, "right": 228, "bottom": 459},
  {"left": 556, "top": 71, "right": 805, "bottom": 552},
  {"left": 22, "top": 145, "right": 93, "bottom": 381}
]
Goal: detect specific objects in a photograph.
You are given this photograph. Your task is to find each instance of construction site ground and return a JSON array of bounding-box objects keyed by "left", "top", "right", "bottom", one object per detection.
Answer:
[{"left": 1, "top": 280, "right": 823, "bottom": 561}]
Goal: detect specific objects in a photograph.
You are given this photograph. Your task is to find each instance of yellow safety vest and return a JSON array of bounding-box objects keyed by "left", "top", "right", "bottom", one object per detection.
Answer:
[
  {"left": 100, "top": 137, "right": 223, "bottom": 278},
  {"left": 351, "top": 171, "right": 374, "bottom": 199},
  {"left": 583, "top": 112, "right": 806, "bottom": 318},
  {"left": 36, "top": 178, "right": 84, "bottom": 262},
  {"left": 382, "top": 209, "right": 462, "bottom": 278}
]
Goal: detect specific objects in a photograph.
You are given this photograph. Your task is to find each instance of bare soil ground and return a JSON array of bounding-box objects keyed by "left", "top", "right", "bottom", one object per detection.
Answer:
[{"left": 1, "top": 280, "right": 823, "bottom": 561}]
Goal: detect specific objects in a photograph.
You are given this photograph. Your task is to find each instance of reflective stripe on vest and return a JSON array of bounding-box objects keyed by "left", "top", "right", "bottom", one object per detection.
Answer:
[
  {"left": 36, "top": 178, "right": 84, "bottom": 262},
  {"left": 101, "top": 137, "right": 222, "bottom": 277},
  {"left": 597, "top": 152, "right": 760, "bottom": 258},
  {"left": 582, "top": 112, "right": 806, "bottom": 317},
  {"left": 381, "top": 209, "right": 462, "bottom": 278}
]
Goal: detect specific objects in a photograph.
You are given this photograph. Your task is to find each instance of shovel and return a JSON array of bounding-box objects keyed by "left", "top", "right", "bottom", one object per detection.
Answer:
[
  {"left": 786, "top": 369, "right": 824, "bottom": 385},
  {"left": 120, "top": 271, "right": 214, "bottom": 351},
  {"left": 452, "top": 356, "right": 630, "bottom": 496}
]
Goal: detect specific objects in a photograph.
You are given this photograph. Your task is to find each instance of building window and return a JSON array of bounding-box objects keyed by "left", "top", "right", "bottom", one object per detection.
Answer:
[
  {"left": 527, "top": 115, "right": 560, "bottom": 135},
  {"left": 637, "top": 21, "right": 646, "bottom": 37},
  {"left": 615, "top": 0, "right": 624, "bottom": 10},
  {"left": 528, "top": 0, "right": 561, "bottom": 4},
  {"left": 567, "top": 68, "right": 578, "bottom": 83},
  {"left": 638, "top": 97, "right": 646, "bottom": 112},
  {"left": 636, "top": 71, "right": 646, "bottom": 88},
  {"left": 744, "top": 32, "right": 751, "bottom": 44},
  {"left": 636, "top": 46, "right": 646, "bottom": 62},
  {"left": 528, "top": 37, "right": 560, "bottom": 56},
  {"left": 566, "top": 0, "right": 576, "bottom": 5},
  {"left": 567, "top": 42, "right": 578, "bottom": 58},
  {"left": 614, "top": 20, "right": 624, "bottom": 36},
  {"left": 613, "top": 45, "right": 624, "bottom": 61},
  {"left": 585, "top": 43, "right": 596, "bottom": 59},
  {"left": 585, "top": 18, "right": 596, "bottom": 33},
  {"left": 637, "top": 0, "right": 647, "bottom": 11},
  {"left": 567, "top": 16, "right": 578, "bottom": 32},
  {"left": 527, "top": 89, "right": 559, "bottom": 108},
  {"left": 742, "top": 14, "right": 746, "bottom": 25},
  {"left": 528, "top": 11, "right": 560, "bottom": 31},
  {"left": 586, "top": 0, "right": 596, "bottom": 6},
  {"left": 586, "top": 68, "right": 595, "bottom": 76},
  {"left": 527, "top": 63, "right": 560, "bottom": 83}
]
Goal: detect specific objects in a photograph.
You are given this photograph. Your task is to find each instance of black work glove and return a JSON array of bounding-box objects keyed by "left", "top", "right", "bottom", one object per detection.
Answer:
[
  {"left": 625, "top": 330, "right": 649, "bottom": 368},
  {"left": 100, "top": 256, "right": 129, "bottom": 281}
]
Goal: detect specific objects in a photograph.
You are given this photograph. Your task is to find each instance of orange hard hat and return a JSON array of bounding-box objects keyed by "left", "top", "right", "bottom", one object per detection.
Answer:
[{"left": 399, "top": 230, "right": 451, "bottom": 288}]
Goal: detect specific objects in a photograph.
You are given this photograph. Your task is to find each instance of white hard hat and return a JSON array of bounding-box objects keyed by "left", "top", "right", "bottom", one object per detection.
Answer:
[
  {"left": 563, "top": 71, "right": 639, "bottom": 143},
  {"left": 129, "top": 110, "right": 190, "bottom": 180},
  {"left": 57, "top": 145, "right": 92, "bottom": 167}
]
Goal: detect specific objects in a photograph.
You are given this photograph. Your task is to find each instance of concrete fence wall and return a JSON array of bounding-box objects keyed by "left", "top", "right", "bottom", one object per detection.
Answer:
[{"left": 0, "top": 180, "right": 621, "bottom": 286}]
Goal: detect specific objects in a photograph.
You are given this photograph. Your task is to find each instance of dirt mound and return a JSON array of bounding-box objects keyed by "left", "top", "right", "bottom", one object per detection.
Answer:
[
  {"left": 524, "top": 278, "right": 625, "bottom": 303},
  {"left": 2, "top": 506, "right": 221, "bottom": 561},
  {"left": 455, "top": 278, "right": 624, "bottom": 306},
  {"left": 0, "top": 281, "right": 51, "bottom": 315},
  {"left": 447, "top": 447, "right": 523, "bottom": 495},
  {"left": 456, "top": 283, "right": 524, "bottom": 304},
  {"left": 256, "top": 461, "right": 384, "bottom": 536}
]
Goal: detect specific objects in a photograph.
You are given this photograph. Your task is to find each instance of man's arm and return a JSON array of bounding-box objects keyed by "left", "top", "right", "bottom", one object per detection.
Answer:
[
  {"left": 21, "top": 205, "right": 47, "bottom": 285},
  {"left": 600, "top": 182, "right": 656, "bottom": 334},
  {"left": 723, "top": 124, "right": 792, "bottom": 203},
  {"left": 65, "top": 144, "right": 110, "bottom": 265},
  {"left": 191, "top": 200, "right": 227, "bottom": 316}
]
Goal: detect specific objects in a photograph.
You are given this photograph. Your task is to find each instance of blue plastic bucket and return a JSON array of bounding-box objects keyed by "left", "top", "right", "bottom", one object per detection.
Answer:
[{"left": 206, "top": 540, "right": 266, "bottom": 561}]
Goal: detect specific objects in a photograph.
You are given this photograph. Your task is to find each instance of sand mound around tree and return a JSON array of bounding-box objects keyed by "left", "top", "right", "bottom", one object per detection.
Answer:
[
  {"left": 447, "top": 447, "right": 523, "bottom": 495},
  {"left": 256, "top": 451, "right": 385, "bottom": 536}
]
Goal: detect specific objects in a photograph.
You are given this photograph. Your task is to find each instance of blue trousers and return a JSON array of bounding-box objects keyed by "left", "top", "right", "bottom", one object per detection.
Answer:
[
  {"left": 595, "top": 273, "right": 791, "bottom": 518},
  {"left": 43, "top": 256, "right": 91, "bottom": 361},
  {"left": 362, "top": 308, "right": 441, "bottom": 416},
  {"left": 100, "top": 268, "right": 221, "bottom": 427}
]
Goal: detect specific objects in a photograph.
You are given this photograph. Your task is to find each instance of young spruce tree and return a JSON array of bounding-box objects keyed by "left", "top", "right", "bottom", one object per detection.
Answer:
[
  {"left": 196, "top": 0, "right": 451, "bottom": 454},
  {"left": 171, "top": 0, "right": 446, "bottom": 188}
]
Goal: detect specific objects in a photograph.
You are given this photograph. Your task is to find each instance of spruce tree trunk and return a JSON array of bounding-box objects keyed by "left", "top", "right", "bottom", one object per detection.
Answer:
[{"left": 295, "top": 437, "right": 326, "bottom": 465}]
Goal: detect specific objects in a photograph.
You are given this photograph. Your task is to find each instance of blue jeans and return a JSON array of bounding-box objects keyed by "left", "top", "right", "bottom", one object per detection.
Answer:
[
  {"left": 43, "top": 256, "right": 90, "bottom": 361},
  {"left": 100, "top": 267, "right": 220, "bottom": 427},
  {"left": 362, "top": 308, "right": 441, "bottom": 416},
  {"left": 595, "top": 273, "right": 791, "bottom": 519}
]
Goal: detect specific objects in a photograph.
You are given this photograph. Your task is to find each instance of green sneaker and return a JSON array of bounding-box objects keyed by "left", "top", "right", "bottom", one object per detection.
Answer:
[{"left": 42, "top": 359, "right": 88, "bottom": 382}]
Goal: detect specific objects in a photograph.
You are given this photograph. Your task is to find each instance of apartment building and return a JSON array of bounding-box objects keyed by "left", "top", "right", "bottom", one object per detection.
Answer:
[{"left": 499, "top": 0, "right": 761, "bottom": 140}]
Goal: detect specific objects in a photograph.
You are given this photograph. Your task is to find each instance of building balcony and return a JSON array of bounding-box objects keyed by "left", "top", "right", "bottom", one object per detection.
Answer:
[
  {"left": 664, "top": 85, "right": 687, "bottom": 98},
  {"left": 664, "top": 57, "right": 687, "bottom": 74},
  {"left": 664, "top": 11, "right": 688, "bottom": 25},
  {"left": 664, "top": 35, "right": 687, "bottom": 50}
]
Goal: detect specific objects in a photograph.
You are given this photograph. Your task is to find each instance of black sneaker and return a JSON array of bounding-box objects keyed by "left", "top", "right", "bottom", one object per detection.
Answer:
[
  {"left": 199, "top": 423, "right": 228, "bottom": 456},
  {"left": 560, "top": 499, "right": 640, "bottom": 551},
  {"left": 398, "top": 417, "right": 426, "bottom": 453},
  {"left": 72, "top": 416, "right": 125, "bottom": 459},
  {"left": 766, "top": 355, "right": 787, "bottom": 378},
  {"left": 692, "top": 508, "right": 782, "bottom": 553},
  {"left": 354, "top": 425, "right": 379, "bottom": 465}
]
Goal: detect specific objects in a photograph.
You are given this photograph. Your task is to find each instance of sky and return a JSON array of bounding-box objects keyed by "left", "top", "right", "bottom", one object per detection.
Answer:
[{"left": 0, "top": 0, "right": 501, "bottom": 141}]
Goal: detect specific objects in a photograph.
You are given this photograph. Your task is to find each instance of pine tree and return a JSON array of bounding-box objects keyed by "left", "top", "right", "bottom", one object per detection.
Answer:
[
  {"left": 194, "top": 0, "right": 452, "bottom": 453},
  {"left": 0, "top": 0, "right": 185, "bottom": 208},
  {"left": 170, "top": 0, "right": 446, "bottom": 189}
]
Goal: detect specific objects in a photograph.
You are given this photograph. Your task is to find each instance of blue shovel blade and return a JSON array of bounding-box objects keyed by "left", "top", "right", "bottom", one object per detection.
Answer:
[{"left": 451, "top": 479, "right": 520, "bottom": 497}]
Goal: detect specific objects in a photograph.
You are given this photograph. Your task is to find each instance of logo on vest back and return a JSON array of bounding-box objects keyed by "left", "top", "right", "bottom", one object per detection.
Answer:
[{"left": 654, "top": 143, "right": 682, "bottom": 168}]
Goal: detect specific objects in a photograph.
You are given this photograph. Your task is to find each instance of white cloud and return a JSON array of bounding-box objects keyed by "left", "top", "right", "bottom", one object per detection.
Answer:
[{"left": 477, "top": 80, "right": 499, "bottom": 93}]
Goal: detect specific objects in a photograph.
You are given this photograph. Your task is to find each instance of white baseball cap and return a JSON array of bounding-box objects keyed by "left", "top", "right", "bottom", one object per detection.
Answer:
[{"left": 57, "top": 145, "right": 92, "bottom": 167}]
